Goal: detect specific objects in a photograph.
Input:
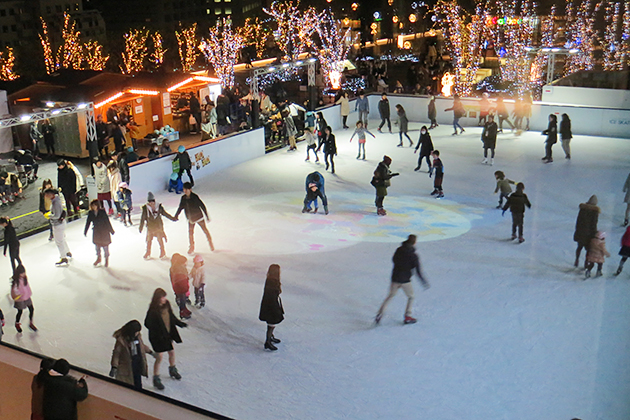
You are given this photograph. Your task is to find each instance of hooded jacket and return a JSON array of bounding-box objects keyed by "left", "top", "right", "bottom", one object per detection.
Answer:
[
  {"left": 378, "top": 99, "right": 390, "bottom": 118},
  {"left": 110, "top": 330, "right": 150, "bottom": 385},
  {"left": 502, "top": 191, "right": 531, "bottom": 214},
  {"left": 140, "top": 203, "right": 176, "bottom": 236},
  {"left": 391, "top": 242, "right": 425, "bottom": 284},
  {"left": 84, "top": 208, "right": 114, "bottom": 246},
  {"left": 574, "top": 196, "right": 600, "bottom": 245},
  {"left": 586, "top": 235, "right": 610, "bottom": 264}
]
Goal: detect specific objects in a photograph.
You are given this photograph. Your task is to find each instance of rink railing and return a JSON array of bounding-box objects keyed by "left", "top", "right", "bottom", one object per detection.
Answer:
[{"left": 0, "top": 341, "right": 235, "bottom": 420}]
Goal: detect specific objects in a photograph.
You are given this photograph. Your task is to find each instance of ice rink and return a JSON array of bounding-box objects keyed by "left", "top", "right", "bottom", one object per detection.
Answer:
[{"left": 3, "top": 119, "right": 630, "bottom": 420}]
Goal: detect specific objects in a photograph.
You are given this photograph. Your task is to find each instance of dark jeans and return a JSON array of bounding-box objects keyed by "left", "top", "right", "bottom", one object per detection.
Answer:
[
  {"left": 545, "top": 142, "right": 554, "bottom": 159},
  {"left": 399, "top": 132, "right": 412, "bottom": 145},
  {"left": 375, "top": 195, "right": 385, "bottom": 209},
  {"left": 325, "top": 153, "right": 335, "bottom": 173},
  {"left": 8, "top": 244, "right": 21, "bottom": 272},
  {"left": 175, "top": 293, "right": 187, "bottom": 313},
  {"left": 62, "top": 192, "right": 78, "bottom": 216},
  {"left": 306, "top": 144, "right": 318, "bottom": 160},
  {"left": 498, "top": 192, "right": 509, "bottom": 207},
  {"left": 499, "top": 115, "right": 514, "bottom": 131},
  {"left": 453, "top": 117, "right": 463, "bottom": 132},
  {"left": 433, "top": 175, "right": 443, "bottom": 191},
  {"left": 342, "top": 116, "right": 348, "bottom": 127},
  {"left": 417, "top": 154, "right": 431, "bottom": 169},
  {"left": 511, "top": 212, "right": 524, "bottom": 237},
  {"left": 16, "top": 303, "right": 34, "bottom": 323},
  {"left": 45, "top": 142, "right": 55, "bottom": 156},
  {"left": 178, "top": 168, "right": 194, "bottom": 186},
  {"left": 484, "top": 147, "right": 495, "bottom": 158},
  {"left": 379, "top": 117, "right": 391, "bottom": 131}
]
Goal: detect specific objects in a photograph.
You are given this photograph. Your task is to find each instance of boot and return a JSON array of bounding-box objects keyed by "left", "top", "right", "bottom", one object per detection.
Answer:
[
  {"left": 143, "top": 251, "right": 151, "bottom": 259},
  {"left": 29, "top": 322, "right": 37, "bottom": 332},
  {"left": 270, "top": 335, "right": 281, "bottom": 343},
  {"left": 324, "top": 206, "right": 329, "bottom": 215},
  {"left": 595, "top": 269, "right": 602, "bottom": 277},
  {"left": 437, "top": 192, "right": 444, "bottom": 199},
  {"left": 169, "top": 365, "right": 182, "bottom": 380},
  {"left": 362, "top": 154, "right": 366, "bottom": 160},
  {"left": 93, "top": 256, "right": 101, "bottom": 267},
  {"left": 397, "top": 143, "right": 403, "bottom": 147},
  {"left": 414, "top": 166, "right": 421, "bottom": 172},
  {"left": 15, "top": 322, "right": 22, "bottom": 333},
  {"left": 55, "top": 258, "right": 69, "bottom": 266},
  {"left": 430, "top": 189, "right": 438, "bottom": 196},
  {"left": 159, "top": 249, "right": 166, "bottom": 259},
  {"left": 409, "top": 141, "right": 414, "bottom": 147},
  {"left": 518, "top": 237, "right": 525, "bottom": 243},
  {"left": 511, "top": 233, "right": 517, "bottom": 240},
  {"left": 574, "top": 257, "right": 579, "bottom": 267},
  {"left": 313, "top": 208, "right": 318, "bottom": 214},
  {"left": 180, "top": 308, "right": 191, "bottom": 320},
  {"left": 104, "top": 256, "right": 109, "bottom": 268},
  {"left": 375, "top": 313, "right": 382, "bottom": 324},
  {"left": 404, "top": 316, "right": 417, "bottom": 325},
  {"left": 66, "top": 252, "right": 72, "bottom": 259},
  {"left": 302, "top": 206, "right": 311, "bottom": 213},
  {"left": 264, "top": 340, "right": 278, "bottom": 351},
  {"left": 585, "top": 269, "right": 591, "bottom": 279},
  {"left": 153, "top": 375, "right": 165, "bottom": 390}
]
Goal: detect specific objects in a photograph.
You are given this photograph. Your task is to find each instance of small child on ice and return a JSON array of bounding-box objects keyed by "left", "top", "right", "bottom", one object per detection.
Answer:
[
  {"left": 302, "top": 183, "right": 326, "bottom": 214},
  {"left": 350, "top": 120, "right": 375, "bottom": 160},
  {"left": 170, "top": 253, "right": 191, "bottom": 319},
  {"left": 502, "top": 182, "right": 531, "bottom": 243},
  {"left": 116, "top": 182, "right": 133, "bottom": 226},
  {"left": 585, "top": 231, "right": 610, "bottom": 278},
  {"left": 494, "top": 171, "right": 515, "bottom": 209},
  {"left": 191, "top": 255, "right": 206, "bottom": 308},
  {"left": 429, "top": 150, "right": 444, "bottom": 198},
  {"left": 168, "top": 172, "right": 183, "bottom": 194}
]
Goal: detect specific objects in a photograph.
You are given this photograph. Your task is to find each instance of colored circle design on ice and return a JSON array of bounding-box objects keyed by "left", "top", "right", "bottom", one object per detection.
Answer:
[{"left": 231, "top": 192, "right": 479, "bottom": 255}]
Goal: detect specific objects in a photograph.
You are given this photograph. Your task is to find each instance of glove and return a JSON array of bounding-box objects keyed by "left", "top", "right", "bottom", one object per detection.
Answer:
[
  {"left": 109, "top": 367, "right": 117, "bottom": 378},
  {"left": 43, "top": 211, "right": 51, "bottom": 220}
]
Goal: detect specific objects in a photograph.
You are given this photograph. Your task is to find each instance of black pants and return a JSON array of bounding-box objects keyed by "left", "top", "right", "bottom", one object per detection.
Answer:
[
  {"left": 8, "top": 244, "right": 21, "bottom": 272},
  {"left": 178, "top": 168, "right": 194, "bottom": 186},
  {"left": 379, "top": 117, "right": 391, "bottom": 131},
  {"left": 498, "top": 115, "right": 514, "bottom": 131},
  {"left": 586, "top": 262, "right": 603, "bottom": 273},
  {"left": 399, "top": 132, "right": 412, "bottom": 145},
  {"left": 16, "top": 304, "right": 34, "bottom": 323},
  {"left": 484, "top": 147, "right": 495, "bottom": 158},
  {"left": 417, "top": 154, "right": 431, "bottom": 169},
  {"left": 325, "top": 153, "right": 335, "bottom": 173},
  {"left": 375, "top": 195, "right": 385, "bottom": 209},
  {"left": 131, "top": 354, "right": 143, "bottom": 389},
  {"left": 62, "top": 192, "right": 79, "bottom": 216},
  {"left": 45, "top": 142, "right": 55, "bottom": 156},
  {"left": 511, "top": 212, "right": 524, "bottom": 237},
  {"left": 342, "top": 116, "right": 348, "bottom": 127},
  {"left": 195, "top": 285, "right": 205, "bottom": 306},
  {"left": 545, "top": 142, "right": 554, "bottom": 159},
  {"left": 433, "top": 175, "right": 443, "bottom": 192}
]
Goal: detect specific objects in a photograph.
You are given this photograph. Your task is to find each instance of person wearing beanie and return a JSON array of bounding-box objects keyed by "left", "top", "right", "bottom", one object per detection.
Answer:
[
  {"left": 83, "top": 199, "right": 115, "bottom": 267},
  {"left": 175, "top": 145, "right": 193, "bottom": 186},
  {"left": 41, "top": 358, "right": 88, "bottom": 420},
  {"left": 573, "top": 195, "right": 600, "bottom": 268},
  {"left": 585, "top": 231, "right": 610, "bottom": 278},
  {"left": 139, "top": 192, "right": 176, "bottom": 259},
  {"left": 191, "top": 254, "right": 206, "bottom": 308},
  {"left": 174, "top": 182, "right": 214, "bottom": 254},
  {"left": 371, "top": 155, "right": 399, "bottom": 216},
  {"left": 126, "top": 146, "right": 139, "bottom": 163},
  {"left": 116, "top": 182, "right": 133, "bottom": 226},
  {"left": 168, "top": 172, "right": 183, "bottom": 194},
  {"left": 502, "top": 182, "right": 531, "bottom": 243}
]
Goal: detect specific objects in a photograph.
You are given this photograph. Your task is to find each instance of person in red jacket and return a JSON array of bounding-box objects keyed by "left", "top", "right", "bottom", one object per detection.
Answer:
[
  {"left": 169, "top": 253, "right": 191, "bottom": 319},
  {"left": 614, "top": 226, "right": 630, "bottom": 276}
]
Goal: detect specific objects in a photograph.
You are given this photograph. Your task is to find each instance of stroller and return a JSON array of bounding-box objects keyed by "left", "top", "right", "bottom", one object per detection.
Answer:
[{"left": 12, "top": 150, "right": 38, "bottom": 185}]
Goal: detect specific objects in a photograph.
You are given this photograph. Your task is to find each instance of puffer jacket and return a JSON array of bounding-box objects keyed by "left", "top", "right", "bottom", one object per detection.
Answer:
[{"left": 586, "top": 237, "right": 610, "bottom": 264}]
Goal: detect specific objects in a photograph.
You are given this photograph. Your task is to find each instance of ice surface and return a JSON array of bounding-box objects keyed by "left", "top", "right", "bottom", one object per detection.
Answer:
[{"left": 3, "top": 120, "right": 630, "bottom": 420}]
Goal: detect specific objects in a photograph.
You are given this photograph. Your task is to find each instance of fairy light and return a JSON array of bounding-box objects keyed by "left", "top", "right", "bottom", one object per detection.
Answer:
[
  {"left": 237, "top": 18, "right": 269, "bottom": 59},
  {"left": 316, "top": 12, "right": 352, "bottom": 89},
  {"left": 151, "top": 32, "right": 166, "bottom": 68},
  {"left": 56, "top": 12, "right": 83, "bottom": 70},
  {"left": 120, "top": 29, "right": 149, "bottom": 74},
  {"left": 0, "top": 47, "right": 18, "bottom": 81},
  {"left": 563, "top": 0, "right": 597, "bottom": 75},
  {"left": 199, "top": 19, "right": 244, "bottom": 88},
  {"left": 264, "top": 1, "right": 322, "bottom": 61},
  {"left": 84, "top": 40, "right": 109, "bottom": 70},
  {"left": 175, "top": 23, "right": 199, "bottom": 72},
  {"left": 95, "top": 92, "right": 124, "bottom": 109},
  {"left": 530, "top": 4, "right": 555, "bottom": 87},
  {"left": 441, "top": 72, "right": 455, "bottom": 96},
  {"left": 127, "top": 89, "right": 159, "bottom": 95},
  {"left": 167, "top": 77, "right": 194, "bottom": 92},
  {"left": 39, "top": 17, "right": 57, "bottom": 74}
]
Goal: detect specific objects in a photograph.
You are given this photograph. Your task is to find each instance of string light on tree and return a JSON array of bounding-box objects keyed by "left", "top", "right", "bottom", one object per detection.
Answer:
[
  {"left": 0, "top": 47, "right": 18, "bottom": 81},
  {"left": 151, "top": 32, "right": 166, "bottom": 68},
  {"left": 563, "top": 0, "right": 597, "bottom": 75},
  {"left": 38, "top": 17, "right": 56, "bottom": 74},
  {"left": 316, "top": 11, "right": 352, "bottom": 89},
  {"left": 264, "top": 1, "right": 323, "bottom": 61},
  {"left": 84, "top": 41, "right": 109, "bottom": 70},
  {"left": 120, "top": 28, "right": 149, "bottom": 74},
  {"left": 199, "top": 19, "right": 244, "bottom": 88},
  {"left": 176, "top": 23, "right": 200, "bottom": 72},
  {"left": 530, "top": 4, "right": 555, "bottom": 87},
  {"left": 237, "top": 17, "right": 269, "bottom": 59},
  {"left": 56, "top": 12, "right": 83, "bottom": 70}
]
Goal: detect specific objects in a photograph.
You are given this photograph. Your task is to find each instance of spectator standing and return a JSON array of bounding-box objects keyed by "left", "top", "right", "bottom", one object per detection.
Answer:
[
  {"left": 41, "top": 119, "right": 56, "bottom": 157},
  {"left": 259, "top": 264, "right": 284, "bottom": 351},
  {"left": 336, "top": 91, "right": 350, "bottom": 129},
  {"left": 39, "top": 179, "right": 54, "bottom": 241},
  {"left": 30, "top": 122, "right": 42, "bottom": 160},
  {"left": 95, "top": 114, "right": 110, "bottom": 158},
  {"left": 32, "top": 358, "right": 55, "bottom": 420},
  {"left": 57, "top": 160, "right": 79, "bottom": 218},
  {"left": 41, "top": 359, "right": 88, "bottom": 420}
]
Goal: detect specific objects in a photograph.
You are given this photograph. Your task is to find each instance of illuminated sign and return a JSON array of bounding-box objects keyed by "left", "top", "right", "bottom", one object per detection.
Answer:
[{"left": 485, "top": 16, "right": 535, "bottom": 26}]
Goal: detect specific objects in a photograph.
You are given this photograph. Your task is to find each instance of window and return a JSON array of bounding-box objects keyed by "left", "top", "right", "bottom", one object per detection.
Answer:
[
  {"left": 206, "top": 8, "right": 210, "bottom": 14},
  {"left": 0, "top": 10, "right": 5, "bottom": 17},
  {"left": 215, "top": 0, "right": 221, "bottom": 3},
  {"left": 225, "top": 7, "right": 231, "bottom": 13},
  {"left": 10, "top": 24, "right": 16, "bottom": 31},
  {"left": 2, "top": 26, "right": 7, "bottom": 33},
  {"left": 215, "top": 8, "right": 221, "bottom": 14},
  {"left": 9, "top": 8, "right": 14, "bottom": 15}
]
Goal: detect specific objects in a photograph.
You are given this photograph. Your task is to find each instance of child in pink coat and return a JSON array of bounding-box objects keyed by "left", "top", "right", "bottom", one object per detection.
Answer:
[
  {"left": 10, "top": 264, "right": 36, "bottom": 332},
  {"left": 585, "top": 231, "right": 610, "bottom": 278}
]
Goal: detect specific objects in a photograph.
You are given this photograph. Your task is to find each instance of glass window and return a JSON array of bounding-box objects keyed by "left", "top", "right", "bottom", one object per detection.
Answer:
[
  {"left": 8, "top": 8, "right": 14, "bottom": 15},
  {"left": 225, "top": 7, "right": 231, "bottom": 13},
  {"left": 10, "top": 24, "right": 16, "bottom": 31},
  {"left": 215, "top": 8, "right": 221, "bottom": 14},
  {"left": 206, "top": 9, "right": 210, "bottom": 14},
  {"left": 0, "top": 10, "right": 5, "bottom": 17}
]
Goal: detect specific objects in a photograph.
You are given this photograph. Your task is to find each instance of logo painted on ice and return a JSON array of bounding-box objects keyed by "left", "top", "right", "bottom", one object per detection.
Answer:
[{"left": 609, "top": 119, "right": 630, "bottom": 125}]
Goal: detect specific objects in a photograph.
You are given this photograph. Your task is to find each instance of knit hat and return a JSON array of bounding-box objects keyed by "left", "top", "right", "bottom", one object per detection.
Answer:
[
  {"left": 193, "top": 254, "right": 204, "bottom": 263},
  {"left": 170, "top": 173, "right": 179, "bottom": 181},
  {"left": 147, "top": 192, "right": 155, "bottom": 202},
  {"left": 52, "top": 358, "right": 70, "bottom": 376},
  {"left": 118, "top": 182, "right": 128, "bottom": 189},
  {"left": 178, "top": 145, "right": 185, "bottom": 153},
  {"left": 56, "top": 159, "right": 66, "bottom": 166},
  {"left": 587, "top": 195, "right": 598, "bottom": 205}
]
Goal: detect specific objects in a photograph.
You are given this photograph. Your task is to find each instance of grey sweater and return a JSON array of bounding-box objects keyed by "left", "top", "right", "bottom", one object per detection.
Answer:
[{"left": 49, "top": 195, "right": 66, "bottom": 226}]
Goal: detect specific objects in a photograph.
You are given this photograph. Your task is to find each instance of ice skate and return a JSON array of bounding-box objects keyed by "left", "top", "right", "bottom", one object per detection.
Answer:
[
  {"left": 66, "top": 252, "right": 72, "bottom": 259},
  {"left": 305, "top": 157, "right": 310, "bottom": 162},
  {"left": 55, "top": 258, "right": 69, "bottom": 266},
  {"left": 490, "top": 158, "right": 494, "bottom": 166},
  {"left": 397, "top": 143, "right": 403, "bottom": 147},
  {"left": 615, "top": 266, "right": 623, "bottom": 276},
  {"left": 29, "top": 322, "right": 37, "bottom": 332},
  {"left": 482, "top": 158, "right": 488, "bottom": 164},
  {"left": 437, "top": 192, "right": 444, "bottom": 199},
  {"left": 459, "top": 128, "right": 465, "bottom": 134},
  {"left": 375, "top": 313, "right": 382, "bottom": 324},
  {"left": 544, "top": 158, "right": 553, "bottom": 163},
  {"left": 302, "top": 207, "right": 311, "bottom": 213},
  {"left": 430, "top": 189, "right": 438, "bottom": 196},
  {"left": 169, "top": 365, "right": 182, "bottom": 380},
  {"left": 451, "top": 132, "right": 458, "bottom": 136},
  {"left": 187, "top": 245, "right": 195, "bottom": 255},
  {"left": 574, "top": 257, "right": 579, "bottom": 267},
  {"left": 595, "top": 269, "right": 602, "bottom": 277},
  {"left": 15, "top": 322, "right": 22, "bottom": 333},
  {"left": 518, "top": 237, "right": 525, "bottom": 243},
  {"left": 104, "top": 256, "right": 109, "bottom": 268},
  {"left": 180, "top": 308, "right": 191, "bottom": 320},
  {"left": 324, "top": 206, "right": 329, "bottom": 215},
  {"left": 270, "top": 335, "right": 281, "bottom": 344},
  {"left": 356, "top": 154, "right": 361, "bottom": 159},
  {"left": 143, "top": 252, "right": 150, "bottom": 260},
  {"left": 93, "top": 256, "right": 101, "bottom": 267},
  {"left": 362, "top": 155, "right": 366, "bottom": 160},
  {"left": 264, "top": 340, "right": 278, "bottom": 351},
  {"left": 414, "top": 166, "right": 420, "bottom": 172},
  {"left": 313, "top": 208, "right": 318, "bottom": 214},
  {"left": 623, "top": 219, "right": 628, "bottom": 227},
  {"left": 48, "top": 233, "right": 54, "bottom": 241},
  {"left": 108, "top": 208, "right": 114, "bottom": 216},
  {"left": 511, "top": 234, "right": 517, "bottom": 240},
  {"left": 496, "top": 205, "right": 502, "bottom": 209},
  {"left": 153, "top": 375, "right": 165, "bottom": 390},
  {"left": 404, "top": 316, "right": 417, "bottom": 325},
  {"left": 584, "top": 270, "right": 591, "bottom": 279},
  {"left": 159, "top": 250, "right": 166, "bottom": 259}
]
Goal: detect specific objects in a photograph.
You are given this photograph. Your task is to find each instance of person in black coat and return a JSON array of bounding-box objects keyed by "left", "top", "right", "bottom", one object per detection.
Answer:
[
  {"left": 95, "top": 114, "right": 110, "bottom": 158},
  {"left": 57, "top": 159, "right": 78, "bottom": 217},
  {"left": 375, "top": 235, "right": 429, "bottom": 325},
  {"left": 502, "top": 182, "right": 532, "bottom": 243},
  {"left": 175, "top": 145, "right": 194, "bottom": 186},
  {"left": 41, "top": 119, "right": 56, "bottom": 157},
  {"left": 377, "top": 93, "right": 392, "bottom": 133},
  {"left": 117, "top": 152, "right": 130, "bottom": 185},
  {"left": 259, "top": 264, "right": 283, "bottom": 351},
  {"left": 41, "top": 358, "right": 88, "bottom": 420},
  {"left": 317, "top": 126, "right": 337, "bottom": 174},
  {"left": 84, "top": 200, "right": 115, "bottom": 267},
  {"left": 144, "top": 288, "right": 187, "bottom": 390},
  {"left": 0, "top": 217, "right": 21, "bottom": 272},
  {"left": 481, "top": 114, "right": 498, "bottom": 165},
  {"left": 560, "top": 113, "right": 572, "bottom": 159},
  {"left": 414, "top": 126, "right": 434, "bottom": 172},
  {"left": 428, "top": 96, "right": 438, "bottom": 129},
  {"left": 542, "top": 114, "right": 558, "bottom": 163},
  {"left": 174, "top": 182, "right": 214, "bottom": 254},
  {"left": 573, "top": 195, "right": 599, "bottom": 268},
  {"left": 189, "top": 93, "right": 202, "bottom": 134}
]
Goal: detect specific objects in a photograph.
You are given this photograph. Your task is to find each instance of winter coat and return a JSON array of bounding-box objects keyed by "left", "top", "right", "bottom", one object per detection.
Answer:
[
  {"left": 397, "top": 109, "right": 408, "bottom": 133},
  {"left": 175, "top": 192, "right": 208, "bottom": 223},
  {"left": 378, "top": 99, "right": 390, "bottom": 118},
  {"left": 285, "top": 115, "right": 298, "bottom": 137},
  {"left": 10, "top": 277, "right": 32, "bottom": 303},
  {"left": 502, "top": 191, "right": 531, "bottom": 214},
  {"left": 42, "top": 123, "right": 55, "bottom": 145},
  {"left": 175, "top": 151, "right": 192, "bottom": 170},
  {"left": 259, "top": 287, "right": 284, "bottom": 325},
  {"left": 191, "top": 265, "right": 206, "bottom": 288},
  {"left": 118, "top": 157, "right": 130, "bottom": 184},
  {"left": 574, "top": 202, "right": 600, "bottom": 246},
  {"left": 144, "top": 303, "right": 185, "bottom": 353},
  {"left": 428, "top": 99, "right": 437, "bottom": 120},
  {"left": 373, "top": 161, "right": 395, "bottom": 197},
  {"left": 57, "top": 166, "right": 77, "bottom": 195},
  {"left": 355, "top": 96, "right": 369, "bottom": 113},
  {"left": 148, "top": 148, "right": 160, "bottom": 160},
  {"left": 432, "top": 157, "right": 444, "bottom": 178},
  {"left": 336, "top": 96, "right": 350, "bottom": 116},
  {"left": 415, "top": 132, "right": 434, "bottom": 157},
  {"left": 84, "top": 209, "right": 114, "bottom": 246},
  {"left": 543, "top": 121, "right": 558, "bottom": 144},
  {"left": 216, "top": 103, "right": 230, "bottom": 126},
  {"left": 621, "top": 227, "right": 630, "bottom": 248},
  {"left": 116, "top": 189, "right": 133, "bottom": 211},
  {"left": 170, "top": 265, "right": 189, "bottom": 295},
  {"left": 109, "top": 167, "right": 122, "bottom": 195},
  {"left": 623, "top": 173, "right": 630, "bottom": 203},
  {"left": 391, "top": 243, "right": 423, "bottom": 284},
  {"left": 321, "top": 133, "right": 337, "bottom": 155},
  {"left": 586, "top": 237, "right": 610, "bottom": 264},
  {"left": 49, "top": 195, "right": 66, "bottom": 226},
  {"left": 3, "top": 223, "right": 18, "bottom": 253},
  {"left": 93, "top": 163, "right": 110, "bottom": 194},
  {"left": 560, "top": 119, "right": 572, "bottom": 140},
  {"left": 316, "top": 117, "right": 328, "bottom": 137},
  {"left": 495, "top": 179, "right": 515, "bottom": 195},
  {"left": 41, "top": 372, "right": 88, "bottom": 420},
  {"left": 39, "top": 188, "right": 52, "bottom": 213},
  {"left": 447, "top": 100, "right": 465, "bottom": 118},
  {"left": 110, "top": 331, "right": 150, "bottom": 386},
  {"left": 482, "top": 121, "right": 498, "bottom": 149},
  {"left": 140, "top": 203, "right": 175, "bottom": 237}
]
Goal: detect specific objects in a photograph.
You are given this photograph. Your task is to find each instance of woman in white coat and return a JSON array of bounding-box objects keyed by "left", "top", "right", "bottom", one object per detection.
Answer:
[
  {"left": 93, "top": 158, "right": 113, "bottom": 214},
  {"left": 336, "top": 91, "right": 350, "bottom": 129},
  {"left": 108, "top": 160, "right": 123, "bottom": 219}
]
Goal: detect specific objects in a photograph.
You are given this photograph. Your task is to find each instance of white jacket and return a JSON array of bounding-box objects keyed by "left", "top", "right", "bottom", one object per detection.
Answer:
[{"left": 93, "top": 163, "right": 111, "bottom": 194}]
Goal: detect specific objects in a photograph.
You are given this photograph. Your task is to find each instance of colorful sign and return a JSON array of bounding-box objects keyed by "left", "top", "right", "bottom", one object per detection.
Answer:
[{"left": 485, "top": 16, "right": 535, "bottom": 26}]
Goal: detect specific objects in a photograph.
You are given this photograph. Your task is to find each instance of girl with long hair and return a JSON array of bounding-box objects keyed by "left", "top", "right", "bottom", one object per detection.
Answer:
[
  {"left": 10, "top": 264, "right": 36, "bottom": 333},
  {"left": 259, "top": 264, "right": 284, "bottom": 351},
  {"left": 395, "top": 104, "right": 413, "bottom": 147}
]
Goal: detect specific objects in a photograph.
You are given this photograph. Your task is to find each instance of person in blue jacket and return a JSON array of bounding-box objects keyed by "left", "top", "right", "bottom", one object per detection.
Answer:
[
  {"left": 303, "top": 171, "right": 328, "bottom": 214},
  {"left": 355, "top": 90, "right": 370, "bottom": 127}
]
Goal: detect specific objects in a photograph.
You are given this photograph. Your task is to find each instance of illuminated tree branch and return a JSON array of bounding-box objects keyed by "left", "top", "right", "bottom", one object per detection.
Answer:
[
  {"left": 176, "top": 23, "right": 200, "bottom": 72},
  {"left": 199, "top": 19, "right": 244, "bottom": 88},
  {"left": 120, "top": 28, "right": 149, "bottom": 74}
]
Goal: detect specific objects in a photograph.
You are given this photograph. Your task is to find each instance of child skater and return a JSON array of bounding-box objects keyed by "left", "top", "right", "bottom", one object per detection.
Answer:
[
  {"left": 168, "top": 172, "right": 183, "bottom": 194},
  {"left": 614, "top": 225, "right": 630, "bottom": 276},
  {"left": 350, "top": 120, "right": 375, "bottom": 160},
  {"left": 429, "top": 150, "right": 444, "bottom": 198},
  {"left": 116, "top": 182, "right": 133, "bottom": 226},
  {"left": 302, "top": 183, "right": 326, "bottom": 214},
  {"left": 303, "top": 128, "right": 319, "bottom": 162},
  {"left": 170, "top": 253, "right": 191, "bottom": 319},
  {"left": 502, "top": 182, "right": 531, "bottom": 243},
  {"left": 585, "top": 231, "right": 610, "bottom": 278},
  {"left": 191, "top": 255, "right": 206, "bottom": 308},
  {"left": 10, "top": 264, "right": 36, "bottom": 333},
  {"left": 0, "top": 216, "right": 21, "bottom": 272},
  {"left": 494, "top": 171, "right": 515, "bottom": 209}
]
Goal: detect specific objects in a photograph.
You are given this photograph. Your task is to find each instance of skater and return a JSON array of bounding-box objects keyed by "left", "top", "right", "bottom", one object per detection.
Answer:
[
  {"left": 93, "top": 158, "right": 113, "bottom": 215},
  {"left": 429, "top": 150, "right": 444, "bottom": 198},
  {"left": 11, "top": 264, "right": 36, "bottom": 333},
  {"left": 116, "top": 182, "right": 133, "bottom": 226},
  {"left": 84, "top": 200, "right": 115, "bottom": 267},
  {"left": 428, "top": 96, "right": 438, "bottom": 129},
  {"left": 355, "top": 90, "right": 369, "bottom": 127},
  {"left": 303, "top": 172, "right": 328, "bottom": 214},
  {"left": 478, "top": 93, "right": 490, "bottom": 126},
  {"left": 496, "top": 97, "right": 514, "bottom": 133},
  {"left": 414, "top": 126, "right": 433, "bottom": 172},
  {"left": 377, "top": 93, "right": 392, "bottom": 133},
  {"left": 623, "top": 172, "right": 630, "bottom": 226},
  {"left": 259, "top": 264, "right": 284, "bottom": 351},
  {"left": 522, "top": 92, "right": 532, "bottom": 130},
  {"left": 170, "top": 253, "right": 191, "bottom": 320},
  {"left": 371, "top": 155, "right": 399, "bottom": 216},
  {"left": 336, "top": 91, "right": 350, "bottom": 129},
  {"left": 57, "top": 159, "right": 79, "bottom": 218},
  {"left": 494, "top": 171, "right": 515, "bottom": 209},
  {"left": 542, "top": 114, "right": 557, "bottom": 163},
  {"left": 168, "top": 172, "right": 183, "bottom": 194},
  {"left": 560, "top": 113, "right": 572, "bottom": 159},
  {"left": 585, "top": 231, "right": 610, "bottom": 278},
  {"left": 303, "top": 128, "right": 319, "bottom": 162},
  {"left": 573, "top": 195, "right": 600, "bottom": 268},
  {"left": 614, "top": 226, "right": 630, "bottom": 276},
  {"left": 118, "top": 151, "right": 130, "bottom": 185},
  {"left": 191, "top": 255, "right": 206, "bottom": 308},
  {"left": 302, "top": 182, "right": 326, "bottom": 215},
  {"left": 283, "top": 109, "right": 298, "bottom": 151},
  {"left": 108, "top": 160, "right": 123, "bottom": 220},
  {"left": 0, "top": 217, "right": 21, "bottom": 272},
  {"left": 139, "top": 192, "right": 177, "bottom": 259},
  {"left": 174, "top": 182, "right": 214, "bottom": 254},
  {"left": 502, "top": 182, "right": 531, "bottom": 243},
  {"left": 40, "top": 359, "right": 88, "bottom": 420},
  {"left": 109, "top": 320, "right": 153, "bottom": 390},
  {"left": 481, "top": 114, "right": 498, "bottom": 165},
  {"left": 39, "top": 179, "right": 55, "bottom": 241},
  {"left": 144, "top": 288, "right": 187, "bottom": 390},
  {"left": 395, "top": 104, "right": 413, "bottom": 147},
  {"left": 350, "top": 120, "right": 375, "bottom": 160},
  {"left": 45, "top": 188, "right": 72, "bottom": 266},
  {"left": 318, "top": 126, "right": 337, "bottom": 174},
  {"left": 375, "top": 234, "right": 429, "bottom": 325},
  {"left": 175, "top": 145, "right": 194, "bottom": 186},
  {"left": 512, "top": 97, "right": 524, "bottom": 130},
  {"left": 445, "top": 95, "right": 465, "bottom": 135},
  {"left": 316, "top": 112, "right": 328, "bottom": 146}
]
